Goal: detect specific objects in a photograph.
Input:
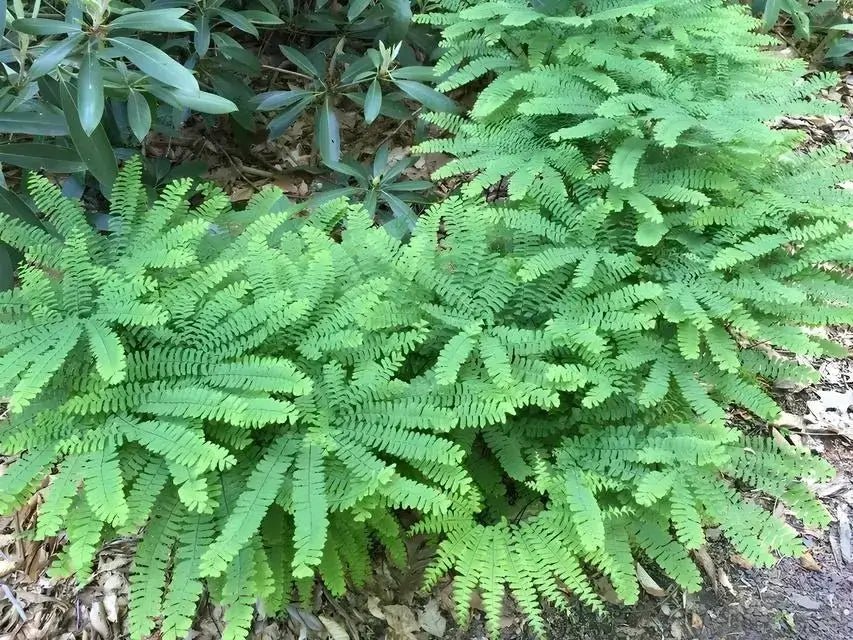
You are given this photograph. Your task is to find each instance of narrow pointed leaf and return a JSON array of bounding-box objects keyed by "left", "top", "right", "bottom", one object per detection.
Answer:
[
  {"left": 59, "top": 79, "right": 118, "bottom": 192},
  {"left": 0, "top": 143, "right": 85, "bottom": 172},
  {"left": 393, "top": 79, "right": 458, "bottom": 113},
  {"left": 0, "top": 112, "right": 68, "bottom": 136},
  {"left": 216, "top": 8, "right": 259, "bottom": 36},
  {"left": 109, "top": 37, "right": 198, "bottom": 92},
  {"left": 78, "top": 46, "right": 104, "bottom": 136},
  {"left": 315, "top": 98, "right": 341, "bottom": 163},
  {"left": 279, "top": 45, "right": 320, "bottom": 77},
  {"left": 267, "top": 96, "right": 314, "bottom": 139},
  {"left": 170, "top": 90, "right": 238, "bottom": 114},
  {"left": 364, "top": 78, "right": 382, "bottom": 124},
  {"left": 109, "top": 9, "right": 195, "bottom": 33},
  {"left": 127, "top": 91, "right": 152, "bottom": 142},
  {"left": 194, "top": 13, "right": 211, "bottom": 56},
  {"left": 348, "top": 0, "right": 373, "bottom": 21},
  {"left": 12, "top": 18, "right": 81, "bottom": 35},
  {"left": 0, "top": 247, "right": 13, "bottom": 291},
  {"left": 239, "top": 10, "right": 284, "bottom": 25},
  {"left": 391, "top": 66, "right": 436, "bottom": 81},
  {"left": 28, "top": 33, "right": 85, "bottom": 79},
  {"left": 253, "top": 89, "right": 313, "bottom": 111}
]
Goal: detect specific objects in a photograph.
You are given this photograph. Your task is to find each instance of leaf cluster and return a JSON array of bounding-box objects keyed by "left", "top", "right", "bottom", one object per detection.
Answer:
[{"left": 0, "top": 1, "right": 448, "bottom": 176}]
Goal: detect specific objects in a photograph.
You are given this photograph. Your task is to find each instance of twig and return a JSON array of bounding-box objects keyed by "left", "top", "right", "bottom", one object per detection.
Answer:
[
  {"left": 261, "top": 64, "right": 315, "bottom": 83},
  {"left": 378, "top": 108, "right": 423, "bottom": 150},
  {"left": 0, "top": 584, "right": 26, "bottom": 622},
  {"left": 12, "top": 513, "right": 24, "bottom": 561},
  {"left": 207, "top": 139, "right": 256, "bottom": 188},
  {"left": 237, "top": 164, "right": 277, "bottom": 179}
]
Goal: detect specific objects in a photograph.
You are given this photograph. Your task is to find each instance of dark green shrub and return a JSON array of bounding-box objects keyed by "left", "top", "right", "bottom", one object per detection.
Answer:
[
  {"left": 0, "top": 1, "right": 443, "bottom": 172},
  {"left": 0, "top": 1, "right": 447, "bottom": 286},
  {"left": 753, "top": 0, "right": 853, "bottom": 64},
  {"left": 1, "top": 1, "right": 851, "bottom": 639},
  {"left": 314, "top": 145, "right": 434, "bottom": 238}
]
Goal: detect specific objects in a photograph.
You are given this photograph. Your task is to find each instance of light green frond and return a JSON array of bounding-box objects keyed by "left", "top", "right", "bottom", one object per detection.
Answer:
[{"left": 291, "top": 442, "right": 329, "bottom": 578}]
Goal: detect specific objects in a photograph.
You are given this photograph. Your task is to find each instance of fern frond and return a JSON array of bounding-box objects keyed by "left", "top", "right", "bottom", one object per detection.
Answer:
[
  {"left": 200, "top": 436, "right": 299, "bottom": 578},
  {"left": 291, "top": 442, "right": 330, "bottom": 578}
]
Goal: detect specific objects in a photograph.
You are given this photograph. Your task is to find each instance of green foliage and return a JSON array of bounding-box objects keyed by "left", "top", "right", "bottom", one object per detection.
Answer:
[
  {"left": 410, "top": 0, "right": 848, "bottom": 631},
  {"left": 0, "top": 157, "right": 470, "bottom": 639},
  {"left": 314, "top": 144, "right": 433, "bottom": 239},
  {"left": 1, "top": 1, "right": 851, "bottom": 638},
  {"left": 253, "top": 39, "right": 455, "bottom": 156},
  {"left": 0, "top": 1, "right": 445, "bottom": 285},
  {"left": 753, "top": 0, "right": 853, "bottom": 64},
  {"left": 0, "top": 1, "right": 441, "bottom": 172}
]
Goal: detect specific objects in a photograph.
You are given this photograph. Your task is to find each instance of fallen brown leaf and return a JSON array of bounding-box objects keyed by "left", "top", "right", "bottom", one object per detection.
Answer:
[
  {"left": 692, "top": 547, "right": 717, "bottom": 589},
  {"left": 830, "top": 532, "right": 844, "bottom": 567},
  {"left": 382, "top": 604, "right": 419, "bottom": 640},
  {"left": 670, "top": 620, "right": 684, "bottom": 640},
  {"left": 367, "top": 595, "right": 386, "bottom": 621},
  {"left": 467, "top": 589, "right": 485, "bottom": 612},
  {"left": 815, "top": 474, "right": 849, "bottom": 498},
  {"left": 771, "top": 428, "right": 789, "bottom": 449},
  {"left": 799, "top": 551, "right": 821, "bottom": 571},
  {"left": 729, "top": 553, "right": 754, "bottom": 570},
  {"left": 791, "top": 593, "right": 821, "bottom": 610},
  {"left": 418, "top": 599, "right": 447, "bottom": 638},
  {"left": 0, "top": 558, "right": 17, "bottom": 578},
  {"left": 635, "top": 563, "right": 666, "bottom": 597},
  {"left": 318, "top": 615, "right": 350, "bottom": 640},
  {"left": 806, "top": 390, "right": 853, "bottom": 439},
  {"left": 102, "top": 592, "right": 119, "bottom": 625},
  {"left": 88, "top": 601, "right": 110, "bottom": 639},
  {"left": 717, "top": 568, "right": 736, "bottom": 595},
  {"left": 690, "top": 612, "right": 703, "bottom": 630},
  {"left": 0, "top": 584, "right": 26, "bottom": 622},
  {"left": 594, "top": 576, "right": 623, "bottom": 605}
]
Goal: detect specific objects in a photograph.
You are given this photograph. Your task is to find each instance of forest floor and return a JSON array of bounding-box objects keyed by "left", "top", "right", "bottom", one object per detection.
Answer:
[{"left": 2, "top": 58, "right": 853, "bottom": 640}]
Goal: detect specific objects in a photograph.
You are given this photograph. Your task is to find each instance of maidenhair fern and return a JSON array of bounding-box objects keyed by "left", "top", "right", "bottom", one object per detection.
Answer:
[
  {"left": 0, "top": 0, "right": 850, "bottom": 638},
  {"left": 0, "top": 159, "right": 467, "bottom": 638},
  {"left": 411, "top": 0, "right": 847, "bottom": 633}
]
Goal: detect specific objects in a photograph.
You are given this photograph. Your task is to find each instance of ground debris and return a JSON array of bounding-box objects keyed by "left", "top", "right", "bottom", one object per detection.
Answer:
[{"left": 838, "top": 505, "right": 853, "bottom": 564}]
